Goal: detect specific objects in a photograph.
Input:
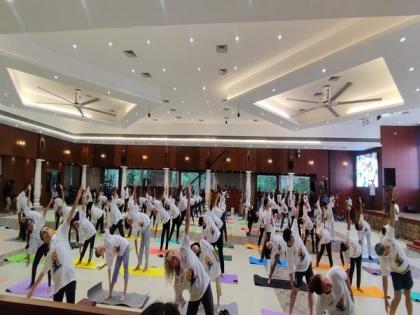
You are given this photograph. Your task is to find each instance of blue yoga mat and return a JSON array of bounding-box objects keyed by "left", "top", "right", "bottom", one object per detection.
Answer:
[
  {"left": 411, "top": 291, "right": 420, "bottom": 302},
  {"left": 248, "top": 256, "right": 287, "bottom": 267},
  {"left": 362, "top": 257, "right": 379, "bottom": 264}
]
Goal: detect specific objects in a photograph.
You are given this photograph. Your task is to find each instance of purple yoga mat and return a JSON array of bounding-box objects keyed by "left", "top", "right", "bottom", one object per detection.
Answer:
[
  {"left": 261, "top": 309, "right": 303, "bottom": 315},
  {"left": 410, "top": 266, "right": 420, "bottom": 280},
  {"left": 6, "top": 279, "right": 53, "bottom": 299},
  {"left": 220, "top": 273, "right": 238, "bottom": 284}
]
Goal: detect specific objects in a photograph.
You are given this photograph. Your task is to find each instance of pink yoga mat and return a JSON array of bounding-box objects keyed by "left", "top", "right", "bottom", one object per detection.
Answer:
[
  {"left": 220, "top": 273, "right": 238, "bottom": 284},
  {"left": 261, "top": 309, "right": 303, "bottom": 315},
  {"left": 6, "top": 279, "right": 53, "bottom": 299}
]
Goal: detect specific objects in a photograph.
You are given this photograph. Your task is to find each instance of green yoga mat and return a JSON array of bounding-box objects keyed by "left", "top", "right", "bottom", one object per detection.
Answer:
[
  {"left": 224, "top": 255, "right": 232, "bottom": 261},
  {"left": 5, "top": 253, "right": 34, "bottom": 263}
]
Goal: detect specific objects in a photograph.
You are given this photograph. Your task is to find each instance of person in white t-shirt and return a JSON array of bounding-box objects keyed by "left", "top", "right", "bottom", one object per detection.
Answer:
[
  {"left": 356, "top": 212, "right": 373, "bottom": 260},
  {"left": 109, "top": 198, "right": 125, "bottom": 237},
  {"left": 154, "top": 197, "right": 171, "bottom": 252},
  {"left": 308, "top": 266, "right": 355, "bottom": 315},
  {"left": 164, "top": 185, "right": 214, "bottom": 315},
  {"left": 17, "top": 184, "right": 32, "bottom": 241},
  {"left": 28, "top": 187, "right": 83, "bottom": 303},
  {"left": 166, "top": 193, "right": 182, "bottom": 243},
  {"left": 261, "top": 234, "right": 287, "bottom": 284},
  {"left": 283, "top": 220, "right": 314, "bottom": 315},
  {"left": 375, "top": 189, "right": 413, "bottom": 315},
  {"left": 95, "top": 205, "right": 130, "bottom": 302},
  {"left": 316, "top": 223, "right": 333, "bottom": 267}
]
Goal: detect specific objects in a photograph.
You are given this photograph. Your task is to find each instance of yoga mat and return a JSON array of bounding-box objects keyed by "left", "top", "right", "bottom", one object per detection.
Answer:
[
  {"left": 78, "top": 299, "right": 96, "bottom": 306},
  {"left": 220, "top": 273, "right": 238, "bottom": 284},
  {"left": 362, "top": 257, "right": 379, "bottom": 264},
  {"left": 181, "top": 302, "right": 239, "bottom": 315},
  {"left": 254, "top": 274, "right": 307, "bottom": 291},
  {"left": 351, "top": 286, "right": 384, "bottom": 298},
  {"left": 362, "top": 266, "right": 389, "bottom": 276},
  {"left": 224, "top": 255, "right": 232, "bottom": 261},
  {"left": 249, "top": 256, "right": 287, "bottom": 267},
  {"left": 261, "top": 309, "right": 303, "bottom": 315},
  {"left": 74, "top": 259, "right": 106, "bottom": 270},
  {"left": 240, "top": 226, "right": 257, "bottom": 232},
  {"left": 224, "top": 243, "right": 234, "bottom": 249},
  {"left": 6, "top": 279, "right": 53, "bottom": 299},
  {"left": 155, "top": 238, "right": 178, "bottom": 244},
  {"left": 245, "top": 243, "right": 261, "bottom": 250},
  {"left": 149, "top": 248, "right": 167, "bottom": 255},
  {"left": 87, "top": 282, "right": 149, "bottom": 308},
  {"left": 122, "top": 266, "right": 164, "bottom": 277},
  {"left": 313, "top": 262, "right": 333, "bottom": 271},
  {"left": 5, "top": 253, "right": 34, "bottom": 263},
  {"left": 411, "top": 291, "right": 420, "bottom": 302}
]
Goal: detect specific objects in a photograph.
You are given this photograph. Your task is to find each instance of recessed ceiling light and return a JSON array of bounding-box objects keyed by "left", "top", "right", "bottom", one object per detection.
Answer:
[
  {"left": 167, "top": 110, "right": 170, "bottom": 114},
  {"left": 197, "top": 67, "right": 201, "bottom": 71},
  {"left": 202, "top": 86, "right": 206, "bottom": 91},
  {"left": 181, "top": 100, "right": 185, "bottom": 104},
  {"left": 53, "top": 75, "right": 58, "bottom": 80},
  {"left": 4, "top": 92, "right": 8, "bottom": 96},
  {"left": 189, "top": 37, "right": 194, "bottom": 43},
  {"left": 400, "top": 37, "right": 406, "bottom": 43},
  {"left": 146, "top": 40, "right": 151, "bottom": 45},
  {"left": 235, "top": 35, "right": 239, "bottom": 41},
  {"left": 108, "top": 42, "right": 113, "bottom": 47},
  {"left": 162, "top": 68, "right": 167, "bottom": 72},
  {"left": 15, "top": 124, "right": 18, "bottom": 127},
  {"left": 409, "top": 67, "right": 415, "bottom": 72},
  {"left": 272, "top": 88, "right": 276, "bottom": 92},
  {"left": 72, "top": 44, "right": 77, "bottom": 49},
  {"left": 131, "top": 68, "right": 136, "bottom": 73},
  {"left": 10, "top": 104, "right": 14, "bottom": 107},
  {"left": 416, "top": 88, "right": 420, "bottom": 92},
  {"left": 107, "top": 91, "right": 111, "bottom": 94},
  {"left": 233, "top": 66, "right": 238, "bottom": 71},
  {"left": 277, "top": 34, "right": 283, "bottom": 40},
  {"left": 322, "top": 68, "right": 326, "bottom": 73},
  {"left": 173, "top": 87, "right": 177, "bottom": 91},
  {"left": 206, "top": 100, "right": 210, "bottom": 104}
]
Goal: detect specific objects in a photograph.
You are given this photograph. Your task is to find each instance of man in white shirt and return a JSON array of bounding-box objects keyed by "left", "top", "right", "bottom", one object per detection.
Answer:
[
  {"left": 17, "top": 184, "right": 32, "bottom": 240},
  {"left": 308, "top": 266, "right": 355, "bottom": 315},
  {"left": 28, "top": 187, "right": 83, "bottom": 303},
  {"left": 316, "top": 224, "right": 333, "bottom": 267}
]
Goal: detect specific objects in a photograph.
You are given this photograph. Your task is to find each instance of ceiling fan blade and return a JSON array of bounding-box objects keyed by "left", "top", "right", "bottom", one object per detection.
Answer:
[
  {"left": 74, "top": 106, "right": 85, "bottom": 117},
  {"left": 334, "top": 98, "right": 383, "bottom": 106},
  {"left": 80, "top": 97, "right": 100, "bottom": 106},
  {"left": 84, "top": 107, "right": 117, "bottom": 117},
  {"left": 286, "top": 98, "right": 321, "bottom": 104},
  {"left": 291, "top": 105, "right": 321, "bottom": 117},
  {"left": 37, "top": 87, "right": 74, "bottom": 104},
  {"left": 325, "top": 105, "right": 340, "bottom": 118},
  {"left": 329, "top": 82, "right": 352, "bottom": 103},
  {"left": 36, "top": 102, "right": 72, "bottom": 105}
]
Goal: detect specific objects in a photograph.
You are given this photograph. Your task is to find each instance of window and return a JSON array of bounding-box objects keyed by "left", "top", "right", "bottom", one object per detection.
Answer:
[
  {"left": 104, "top": 169, "right": 119, "bottom": 188},
  {"left": 200, "top": 172, "right": 207, "bottom": 190},
  {"left": 181, "top": 172, "right": 200, "bottom": 191},
  {"left": 169, "top": 170, "right": 179, "bottom": 187},
  {"left": 256, "top": 175, "right": 277, "bottom": 192},
  {"left": 279, "top": 175, "right": 310, "bottom": 193},
  {"left": 127, "top": 169, "right": 141, "bottom": 186}
]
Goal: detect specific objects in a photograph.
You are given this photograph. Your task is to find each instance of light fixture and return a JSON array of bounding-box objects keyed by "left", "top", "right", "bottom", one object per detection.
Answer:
[
  {"left": 72, "top": 44, "right": 77, "bottom": 49},
  {"left": 108, "top": 42, "right": 113, "bottom": 47},
  {"left": 53, "top": 75, "right": 58, "bottom": 80},
  {"left": 131, "top": 68, "right": 136, "bottom": 73},
  {"left": 400, "top": 37, "right": 406, "bottom": 42},
  {"left": 267, "top": 158, "right": 273, "bottom": 164},
  {"left": 416, "top": 88, "right": 420, "bottom": 92},
  {"left": 10, "top": 104, "right": 14, "bottom": 107},
  {"left": 142, "top": 154, "right": 148, "bottom": 160},
  {"left": 409, "top": 67, "right": 415, "bottom": 72},
  {"left": 184, "top": 156, "right": 190, "bottom": 161},
  {"left": 322, "top": 68, "right": 326, "bottom": 73},
  {"left": 16, "top": 140, "right": 26, "bottom": 146},
  {"left": 107, "top": 91, "right": 111, "bottom": 95},
  {"left": 342, "top": 161, "right": 349, "bottom": 166},
  {"left": 146, "top": 40, "right": 151, "bottom": 45},
  {"left": 4, "top": 92, "right": 8, "bottom": 96},
  {"left": 63, "top": 149, "right": 71, "bottom": 155},
  {"left": 189, "top": 37, "right": 194, "bottom": 43},
  {"left": 181, "top": 100, "right": 185, "bottom": 104},
  {"left": 173, "top": 87, "right": 177, "bottom": 91},
  {"left": 197, "top": 67, "right": 201, "bottom": 71},
  {"left": 272, "top": 88, "right": 276, "bottom": 92},
  {"left": 308, "top": 160, "right": 315, "bottom": 166},
  {"left": 162, "top": 68, "right": 166, "bottom": 72},
  {"left": 206, "top": 100, "right": 210, "bottom": 104},
  {"left": 100, "top": 153, "right": 106, "bottom": 159},
  {"left": 235, "top": 35, "right": 239, "bottom": 41},
  {"left": 233, "top": 66, "right": 238, "bottom": 71},
  {"left": 226, "top": 157, "right": 231, "bottom": 163},
  {"left": 202, "top": 86, "right": 206, "bottom": 91},
  {"left": 277, "top": 34, "right": 282, "bottom": 40}
]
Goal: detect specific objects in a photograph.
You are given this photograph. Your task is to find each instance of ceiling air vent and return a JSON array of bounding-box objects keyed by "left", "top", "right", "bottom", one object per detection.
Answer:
[
  {"left": 176, "top": 116, "right": 182, "bottom": 119},
  {"left": 218, "top": 68, "right": 228, "bottom": 75},
  {"left": 123, "top": 50, "right": 137, "bottom": 58},
  {"left": 222, "top": 98, "right": 228, "bottom": 102},
  {"left": 198, "top": 119, "right": 204, "bottom": 122},
  {"left": 223, "top": 108, "right": 230, "bottom": 111},
  {"left": 224, "top": 116, "right": 231, "bottom": 120},
  {"left": 216, "top": 44, "right": 228, "bottom": 53},
  {"left": 328, "top": 76, "right": 341, "bottom": 82},
  {"left": 162, "top": 99, "right": 170, "bottom": 103},
  {"left": 141, "top": 72, "right": 151, "bottom": 78},
  {"left": 313, "top": 92, "right": 323, "bottom": 97},
  {"left": 169, "top": 108, "right": 176, "bottom": 112},
  {"left": 253, "top": 119, "right": 259, "bottom": 122}
]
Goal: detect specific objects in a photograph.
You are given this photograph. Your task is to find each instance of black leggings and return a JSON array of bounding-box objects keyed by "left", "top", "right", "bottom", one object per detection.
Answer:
[
  {"left": 110, "top": 219, "right": 124, "bottom": 237},
  {"left": 79, "top": 234, "right": 96, "bottom": 263},
  {"left": 212, "top": 229, "right": 224, "bottom": 274},
  {"left": 349, "top": 255, "right": 362, "bottom": 289},
  {"left": 160, "top": 221, "right": 170, "bottom": 251},
  {"left": 95, "top": 216, "right": 104, "bottom": 232},
  {"left": 280, "top": 213, "right": 288, "bottom": 230},
  {"left": 221, "top": 213, "right": 228, "bottom": 242},
  {"left": 53, "top": 280, "right": 76, "bottom": 303},
  {"left": 180, "top": 210, "right": 186, "bottom": 226},
  {"left": 31, "top": 243, "right": 51, "bottom": 286},
  {"left": 258, "top": 227, "right": 265, "bottom": 246},
  {"left": 186, "top": 283, "right": 214, "bottom": 315},
  {"left": 169, "top": 215, "right": 181, "bottom": 242},
  {"left": 317, "top": 242, "right": 333, "bottom": 267},
  {"left": 304, "top": 229, "right": 316, "bottom": 253}
]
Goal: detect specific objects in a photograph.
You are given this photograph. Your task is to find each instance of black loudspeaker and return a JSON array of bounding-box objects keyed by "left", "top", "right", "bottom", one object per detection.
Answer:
[
  {"left": 121, "top": 148, "right": 127, "bottom": 165},
  {"left": 288, "top": 160, "right": 294, "bottom": 171},
  {"left": 384, "top": 168, "right": 396, "bottom": 187}
]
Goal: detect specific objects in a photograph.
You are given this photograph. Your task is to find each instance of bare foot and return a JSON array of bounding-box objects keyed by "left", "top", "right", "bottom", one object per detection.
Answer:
[
  {"left": 357, "top": 287, "right": 364, "bottom": 292},
  {"left": 216, "top": 304, "right": 220, "bottom": 313},
  {"left": 142, "top": 267, "right": 148, "bottom": 272},
  {"left": 119, "top": 293, "right": 126, "bottom": 302},
  {"left": 76, "top": 261, "right": 81, "bottom": 265}
]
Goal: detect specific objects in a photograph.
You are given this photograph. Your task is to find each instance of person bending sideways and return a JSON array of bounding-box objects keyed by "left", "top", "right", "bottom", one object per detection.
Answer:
[
  {"left": 308, "top": 266, "right": 355, "bottom": 315},
  {"left": 283, "top": 220, "right": 314, "bottom": 315},
  {"left": 261, "top": 234, "right": 286, "bottom": 285},
  {"left": 316, "top": 223, "right": 333, "bottom": 267},
  {"left": 164, "top": 185, "right": 214, "bottom": 315},
  {"left": 95, "top": 210, "right": 130, "bottom": 302},
  {"left": 28, "top": 187, "right": 83, "bottom": 303}
]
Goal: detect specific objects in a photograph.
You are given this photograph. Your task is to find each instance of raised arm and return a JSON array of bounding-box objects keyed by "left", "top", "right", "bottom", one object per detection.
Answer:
[
  {"left": 65, "top": 187, "right": 83, "bottom": 224},
  {"left": 43, "top": 197, "right": 54, "bottom": 218},
  {"left": 185, "top": 184, "right": 191, "bottom": 235}
]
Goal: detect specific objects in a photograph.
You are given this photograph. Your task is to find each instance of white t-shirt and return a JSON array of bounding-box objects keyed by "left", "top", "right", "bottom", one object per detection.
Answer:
[
  {"left": 316, "top": 267, "right": 355, "bottom": 315},
  {"left": 180, "top": 234, "right": 210, "bottom": 301},
  {"left": 343, "top": 231, "right": 362, "bottom": 265},
  {"left": 42, "top": 221, "right": 76, "bottom": 293},
  {"left": 138, "top": 196, "right": 147, "bottom": 208},
  {"left": 286, "top": 221, "right": 311, "bottom": 274},
  {"left": 211, "top": 206, "right": 224, "bottom": 219},
  {"left": 210, "top": 212, "right": 223, "bottom": 230},
  {"left": 155, "top": 200, "right": 170, "bottom": 224},
  {"left": 90, "top": 204, "right": 103, "bottom": 223},
  {"left": 131, "top": 212, "right": 151, "bottom": 238},
  {"left": 358, "top": 214, "right": 371, "bottom": 233},
  {"left": 17, "top": 191, "right": 30, "bottom": 213},
  {"left": 109, "top": 201, "right": 122, "bottom": 225},
  {"left": 379, "top": 226, "right": 409, "bottom": 275},
  {"left": 24, "top": 208, "right": 45, "bottom": 255},
  {"left": 166, "top": 198, "right": 180, "bottom": 219},
  {"left": 262, "top": 209, "right": 273, "bottom": 233},
  {"left": 302, "top": 215, "right": 314, "bottom": 231},
  {"left": 198, "top": 239, "right": 221, "bottom": 281},
  {"left": 104, "top": 230, "right": 129, "bottom": 270},
  {"left": 78, "top": 211, "right": 96, "bottom": 242},
  {"left": 202, "top": 214, "right": 221, "bottom": 244},
  {"left": 178, "top": 193, "right": 188, "bottom": 212},
  {"left": 319, "top": 227, "right": 332, "bottom": 245},
  {"left": 270, "top": 234, "right": 286, "bottom": 261}
]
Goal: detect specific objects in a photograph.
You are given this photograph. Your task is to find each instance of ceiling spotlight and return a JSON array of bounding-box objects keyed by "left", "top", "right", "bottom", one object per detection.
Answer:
[
  {"left": 108, "top": 42, "right": 113, "bottom": 47},
  {"left": 107, "top": 90, "right": 111, "bottom": 94},
  {"left": 184, "top": 156, "right": 190, "bottom": 161},
  {"left": 233, "top": 66, "right": 238, "bottom": 71},
  {"left": 409, "top": 67, "right": 415, "bottom": 72},
  {"left": 189, "top": 37, "right": 194, "bottom": 43},
  {"left": 181, "top": 100, "right": 185, "bottom": 104},
  {"left": 308, "top": 160, "right": 315, "bottom": 166},
  {"left": 416, "top": 88, "right": 420, "bottom": 92},
  {"left": 272, "top": 88, "right": 276, "bottom": 92},
  {"left": 197, "top": 67, "right": 201, "bottom": 71},
  {"left": 202, "top": 86, "right": 206, "bottom": 91},
  {"left": 131, "top": 68, "right": 136, "bottom": 73},
  {"left": 162, "top": 68, "right": 166, "bottom": 72},
  {"left": 277, "top": 34, "right": 283, "bottom": 40},
  {"left": 142, "top": 154, "right": 148, "bottom": 160},
  {"left": 235, "top": 36, "right": 239, "bottom": 41},
  {"left": 267, "top": 158, "right": 273, "bottom": 164},
  {"left": 53, "top": 75, "right": 58, "bottom": 80},
  {"left": 72, "top": 44, "right": 78, "bottom": 49},
  {"left": 100, "top": 153, "right": 106, "bottom": 159},
  {"left": 206, "top": 100, "right": 210, "bottom": 104},
  {"left": 400, "top": 37, "right": 406, "bottom": 43},
  {"left": 4, "top": 92, "right": 8, "bottom": 96},
  {"left": 322, "top": 68, "right": 326, "bottom": 73},
  {"left": 173, "top": 87, "right": 177, "bottom": 91},
  {"left": 146, "top": 40, "right": 151, "bottom": 45}
]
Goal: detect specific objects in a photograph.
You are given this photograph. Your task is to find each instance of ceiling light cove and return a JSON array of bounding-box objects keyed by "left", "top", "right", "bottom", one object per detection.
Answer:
[{"left": 254, "top": 100, "right": 290, "bottom": 119}]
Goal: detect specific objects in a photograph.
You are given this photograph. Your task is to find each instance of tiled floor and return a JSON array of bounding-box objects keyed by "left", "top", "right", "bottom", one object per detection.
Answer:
[{"left": 0, "top": 211, "right": 419, "bottom": 314}]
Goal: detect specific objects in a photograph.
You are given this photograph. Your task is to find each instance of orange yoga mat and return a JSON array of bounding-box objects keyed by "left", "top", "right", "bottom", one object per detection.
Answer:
[
  {"left": 245, "top": 243, "right": 261, "bottom": 250},
  {"left": 352, "top": 286, "right": 385, "bottom": 298},
  {"left": 312, "top": 262, "right": 348, "bottom": 271}
]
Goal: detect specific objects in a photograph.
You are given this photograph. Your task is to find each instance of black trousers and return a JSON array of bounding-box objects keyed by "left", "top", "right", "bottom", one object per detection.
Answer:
[
  {"left": 180, "top": 210, "right": 186, "bottom": 225},
  {"left": 369, "top": 195, "right": 375, "bottom": 210},
  {"left": 53, "top": 280, "right": 76, "bottom": 303},
  {"left": 221, "top": 212, "right": 228, "bottom": 242},
  {"left": 304, "top": 229, "right": 316, "bottom": 253},
  {"left": 31, "top": 243, "right": 51, "bottom": 286},
  {"left": 86, "top": 202, "right": 93, "bottom": 220},
  {"left": 186, "top": 283, "right": 214, "bottom": 315},
  {"left": 160, "top": 221, "right": 170, "bottom": 251},
  {"left": 95, "top": 216, "right": 104, "bottom": 232},
  {"left": 258, "top": 227, "right": 265, "bottom": 246},
  {"left": 212, "top": 229, "right": 224, "bottom": 274},
  {"left": 317, "top": 242, "right": 333, "bottom": 267},
  {"left": 349, "top": 255, "right": 362, "bottom": 289},
  {"left": 110, "top": 219, "right": 124, "bottom": 237},
  {"left": 169, "top": 215, "right": 181, "bottom": 242},
  {"left": 79, "top": 234, "right": 96, "bottom": 263},
  {"left": 280, "top": 213, "right": 288, "bottom": 230}
]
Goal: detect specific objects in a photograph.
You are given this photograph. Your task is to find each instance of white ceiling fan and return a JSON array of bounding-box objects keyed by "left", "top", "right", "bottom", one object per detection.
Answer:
[
  {"left": 287, "top": 82, "right": 382, "bottom": 118},
  {"left": 37, "top": 87, "right": 116, "bottom": 117}
]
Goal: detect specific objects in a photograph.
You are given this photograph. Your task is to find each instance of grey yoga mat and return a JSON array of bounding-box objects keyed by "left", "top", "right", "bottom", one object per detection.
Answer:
[
  {"left": 87, "top": 282, "right": 149, "bottom": 308},
  {"left": 181, "top": 302, "right": 239, "bottom": 315},
  {"left": 253, "top": 274, "right": 308, "bottom": 291}
]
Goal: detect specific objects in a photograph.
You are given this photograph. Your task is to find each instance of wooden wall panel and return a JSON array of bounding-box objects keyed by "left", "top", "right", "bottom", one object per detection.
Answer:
[
  {"left": 126, "top": 145, "right": 168, "bottom": 169},
  {"left": 329, "top": 151, "right": 355, "bottom": 211},
  {"left": 2, "top": 156, "right": 35, "bottom": 195}
]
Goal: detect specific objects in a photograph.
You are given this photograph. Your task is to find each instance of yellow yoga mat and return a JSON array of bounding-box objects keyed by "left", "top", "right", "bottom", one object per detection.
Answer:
[
  {"left": 120, "top": 266, "right": 165, "bottom": 277},
  {"left": 73, "top": 259, "right": 106, "bottom": 270},
  {"left": 352, "top": 286, "right": 385, "bottom": 298},
  {"left": 245, "top": 243, "right": 261, "bottom": 250},
  {"left": 312, "top": 262, "right": 348, "bottom": 271}
]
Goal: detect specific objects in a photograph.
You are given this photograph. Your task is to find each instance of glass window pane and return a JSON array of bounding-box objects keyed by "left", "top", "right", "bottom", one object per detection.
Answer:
[
  {"left": 279, "top": 175, "right": 310, "bottom": 193},
  {"left": 169, "top": 171, "right": 179, "bottom": 187},
  {"left": 104, "top": 169, "right": 119, "bottom": 188},
  {"left": 181, "top": 172, "right": 200, "bottom": 191},
  {"left": 200, "top": 173, "right": 206, "bottom": 190},
  {"left": 256, "top": 175, "right": 277, "bottom": 192}
]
